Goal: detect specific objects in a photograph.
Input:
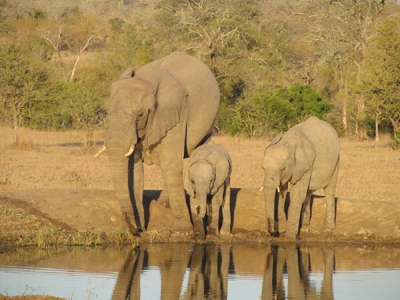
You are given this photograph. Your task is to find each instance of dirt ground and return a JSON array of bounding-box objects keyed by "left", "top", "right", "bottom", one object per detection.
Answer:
[
  {"left": 1, "top": 186, "right": 400, "bottom": 247},
  {"left": 1, "top": 127, "right": 400, "bottom": 299},
  {"left": 1, "top": 126, "right": 400, "bottom": 248}
]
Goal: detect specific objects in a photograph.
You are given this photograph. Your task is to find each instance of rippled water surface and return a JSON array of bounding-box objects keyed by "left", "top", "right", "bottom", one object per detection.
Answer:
[{"left": 1, "top": 243, "right": 400, "bottom": 299}]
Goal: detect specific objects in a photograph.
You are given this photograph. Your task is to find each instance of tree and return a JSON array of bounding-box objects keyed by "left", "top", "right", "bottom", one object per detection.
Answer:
[
  {"left": 233, "top": 83, "right": 332, "bottom": 137},
  {"left": 0, "top": 39, "right": 53, "bottom": 143},
  {"left": 361, "top": 19, "right": 400, "bottom": 141},
  {"left": 287, "top": 0, "right": 389, "bottom": 138},
  {"left": 40, "top": 8, "right": 105, "bottom": 82},
  {"left": 154, "top": 0, "right": 262, "bottom": 89}
]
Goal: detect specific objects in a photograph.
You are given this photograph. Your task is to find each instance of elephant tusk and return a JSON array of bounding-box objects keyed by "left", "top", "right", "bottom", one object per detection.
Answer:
[
  {"left": 94, "top": 145, "right": 107, "bottom": 158},
  {"left": 277, "top": 187, "right": 280, "bottom": 193},
  {"left": 260, "top": 186, "right": 264, "bottom": 191},
  {"left": 125, "top": 145, "right": 135, "bottom": 157}
]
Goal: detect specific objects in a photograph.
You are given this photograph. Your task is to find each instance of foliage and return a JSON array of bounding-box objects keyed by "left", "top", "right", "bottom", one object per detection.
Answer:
[
  {"left": 391, "top": 131, "right": 400, "bottom": 150},
  {"left": 362, "top": 19, "right": 400, "bottom": 138},
  {"left": 1, "top": 0, "right": 400, "bottom": 143},
  {"left": 231, "top": 83, "right": 333, "bottom": 137},
  {"left": 0, "top": 37, "right": 53, "bottom": 142}
]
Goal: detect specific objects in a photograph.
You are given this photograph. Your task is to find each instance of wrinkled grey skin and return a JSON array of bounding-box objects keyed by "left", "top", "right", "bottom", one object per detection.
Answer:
[
  {"left": 261, "top": 116, "right": 340, "bottom": 240},
  {"left": 184, "top": 141, "right": 232, "bottom": 240},
  {"left": 103, "top": 52, "right": 220, "bottom": 234}
]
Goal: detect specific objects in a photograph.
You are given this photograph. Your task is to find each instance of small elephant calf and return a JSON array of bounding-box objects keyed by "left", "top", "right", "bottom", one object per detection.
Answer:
[{"left": 184, "top": 141, "right": 232, "bottom": 240}]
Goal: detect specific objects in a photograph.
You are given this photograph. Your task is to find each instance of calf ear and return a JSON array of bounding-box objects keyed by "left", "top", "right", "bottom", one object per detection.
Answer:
[
  {"left": 184, "top": 159, "right": 197, "bottom": 198},
  {"left": 118, "top": 68, "right": 135, "bottom": 80},
  {"left": 211, "top": 158, "right": 231, "bottom": 195},
  {"left": 291, "top": 132, "right": 315, "bottom": 184}
]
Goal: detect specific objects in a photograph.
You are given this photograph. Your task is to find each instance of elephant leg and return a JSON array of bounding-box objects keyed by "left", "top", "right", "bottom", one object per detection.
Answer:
[
  {"left": 207, "top": 187, "right": 224, "bottom": 237},
  {"left": 159, "top": 135, "right": 192, "bottom": 234},
  {"left": 323, "top": 162, "right": 339, "bottom": 231},
  {"left": 158, "top": 190, "right": 170, "bottom": 208},
  {"left": 286, "top": 174, "right": 310, "bottom": 240},
  {"left": 191, "top": 196, "right": 205, "bottom": 240},
  {"left": 277, "top": 183, "right": 288, "bottom": 234},
  {"left": 301, "top": 190, "right": 313, "bottom": 226},
  {"left": 133, "top": 149, "right": 145, "bottom": 230},
  {"left": 220, "top": 181, "right": 231, "bottom": 234}
]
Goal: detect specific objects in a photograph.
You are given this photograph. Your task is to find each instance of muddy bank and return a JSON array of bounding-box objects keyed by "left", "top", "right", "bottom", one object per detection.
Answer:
[{"left": 1, "top": 188, "right": 400, "bottom": 245}]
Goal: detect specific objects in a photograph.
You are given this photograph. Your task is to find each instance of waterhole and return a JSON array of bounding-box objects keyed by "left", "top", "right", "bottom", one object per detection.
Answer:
[{"left": 1, "top": 243, "right": 400, "bottom": 299}]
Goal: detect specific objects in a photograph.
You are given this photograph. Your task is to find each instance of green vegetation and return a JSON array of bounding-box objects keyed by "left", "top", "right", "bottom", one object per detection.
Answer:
[{"left": 1, "top": 0, "right": 400, "bottom": 143}]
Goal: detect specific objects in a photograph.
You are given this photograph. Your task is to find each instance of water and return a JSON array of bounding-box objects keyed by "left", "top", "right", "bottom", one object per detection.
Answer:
[{"left": 1, "top": 243, "right": 400, "bottom": 299}]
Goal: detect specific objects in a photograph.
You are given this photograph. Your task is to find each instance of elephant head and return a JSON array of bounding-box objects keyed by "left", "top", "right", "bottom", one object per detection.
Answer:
[
  {"left": 184, "top": 151, "right": 230, "bottom": 218},
  {"left": 184, "top": 159, "right": 213, "bottom": 219},
  {"left": 262, "top": 131, "right": 315, "bottom": 235},
  {"left": 101, "top": 67, "right": 188, "bottom": 233}
]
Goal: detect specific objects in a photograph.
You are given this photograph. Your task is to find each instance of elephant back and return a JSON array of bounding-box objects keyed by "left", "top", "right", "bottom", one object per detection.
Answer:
[{"left": 137, "top": 52, "right": 220, "bottom": 156}]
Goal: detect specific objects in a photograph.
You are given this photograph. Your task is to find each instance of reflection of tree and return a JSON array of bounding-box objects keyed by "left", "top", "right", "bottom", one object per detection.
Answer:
[{"left": 262, "top": 245, "right": 335, "bottom": 300}]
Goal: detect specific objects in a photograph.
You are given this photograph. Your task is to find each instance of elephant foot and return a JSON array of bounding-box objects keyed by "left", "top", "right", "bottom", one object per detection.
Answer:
[
  {"left": 302, "top": 215, "right": 311, "bottom": 226},
  {"left": 158, "top": 190, "right": 170, "bottom": 208},
  {"left": 126, "top": 224, "right": 139, "bottom": 235},
  {"left": 124, "top": 216, "right": 139, "bottom": 235},
  {"left": 284, "top": 232, "right": 301, "bottom": 241},
  {"left": 268, "top": 230, "right": 280, "bottom": 238},
  {"left": 170, "top": 218, "right": 193, "bottom": 234},
  {"left": 194, "top": 230, "right": 206, "bottom": 240},
  {"left": 323, "top": 221, "right": 335, "bottom": 231},
  {"left": 220, "top": 224, "right": 230, "bottom": 234},
  {"left": 207, "top": 227, "right": 220, "bottom": 237},
  {"left": 278, "top": 220, "right": 287, "bottom": 233}
]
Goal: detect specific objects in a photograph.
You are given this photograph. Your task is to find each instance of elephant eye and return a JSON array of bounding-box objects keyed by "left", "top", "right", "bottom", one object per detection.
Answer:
[{"left": 138, "top": 111, "right": 143, "bottom": 117}]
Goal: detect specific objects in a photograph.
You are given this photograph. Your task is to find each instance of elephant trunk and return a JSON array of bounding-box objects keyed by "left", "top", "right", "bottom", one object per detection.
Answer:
[
  {"left": 106, "top": 122, "right": 139, "bottom": 234},
  {"left": 197, "top": 191, "right": 207, "bottom": 220},
  {"left": 263, "top": 179, "right": 279, "bottom": 236},
  {"left": 190, "top": 189, "right": 207, "bottom": 240}
]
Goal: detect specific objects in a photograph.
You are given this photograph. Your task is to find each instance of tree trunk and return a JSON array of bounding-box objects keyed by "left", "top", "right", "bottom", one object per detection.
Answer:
[{"left": 12, "top": 102, "right": 19, "bottom": 144}]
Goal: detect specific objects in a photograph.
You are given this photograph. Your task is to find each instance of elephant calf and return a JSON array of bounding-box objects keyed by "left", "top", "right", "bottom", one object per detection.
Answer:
[
  {"left": 261, "top": 116, "right": 340, "bottom": 240},
  {"left": 184, "top": 141, "right": 232, "bottom": 240}
]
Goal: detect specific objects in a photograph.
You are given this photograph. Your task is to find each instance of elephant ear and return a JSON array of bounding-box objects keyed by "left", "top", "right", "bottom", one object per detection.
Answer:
[
  {"left": 184, "top": 157, "right": 198, "bottom": 198},
  {"left": 267, "top": 133, "right": 283, "bottom": 148},
  {"left": 210, "top": 156, "right": 231, "bottom": 195},
  {"left": 139, "top": 69, "right": 188, "bottom": 148},
  {"left": 118, "top": 68, "right": 135, "bottom": 80},
  {"left": 291, "top": 132, "right": 316, "bottom": 184}
]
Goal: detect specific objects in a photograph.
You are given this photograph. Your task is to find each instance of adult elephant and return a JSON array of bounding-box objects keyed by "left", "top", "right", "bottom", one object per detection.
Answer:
[
  {"left": 96, "top": 52, "right": 220, "bottom": 234},
  {"left": 261, "top": 116, "right": 340, "bottom": 239}
]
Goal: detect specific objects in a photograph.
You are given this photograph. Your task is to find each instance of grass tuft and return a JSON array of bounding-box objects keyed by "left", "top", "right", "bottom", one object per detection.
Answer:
[{"left": 5, "top": 139, "right": 36, "bottom": 151}]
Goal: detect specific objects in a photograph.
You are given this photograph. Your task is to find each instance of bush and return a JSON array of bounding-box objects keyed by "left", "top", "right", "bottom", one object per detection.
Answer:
[
  {"left": 228, "top": 83, "right": 334, "bottom": 137},
  {"left": 392, "top": 131, "right": 400, "bottom": 150}
]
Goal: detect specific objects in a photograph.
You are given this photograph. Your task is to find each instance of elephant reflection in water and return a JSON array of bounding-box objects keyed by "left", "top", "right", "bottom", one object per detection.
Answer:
[
  {"left": 181, "top": 244, "right": 230, "bottom": 300},
  {"left": 261, "top": 245, "right": 335, "bottom": 300},
  {"left": 111, "top": 244, "right": 230, "bottom": 300}
]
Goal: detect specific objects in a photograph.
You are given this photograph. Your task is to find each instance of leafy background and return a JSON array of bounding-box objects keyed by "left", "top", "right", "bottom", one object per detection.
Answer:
[{"left": 1, "top": 0, "right": 400, "bottom": 146}]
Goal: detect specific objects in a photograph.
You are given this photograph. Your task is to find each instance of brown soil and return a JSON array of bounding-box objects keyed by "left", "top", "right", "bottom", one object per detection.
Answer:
[
  {"left": 1, "top": 126, "right": 400, "bottom": 246},
  {"left": 1, "top": 187, "right": 400, "bottom": 247},
  {"left": 0, "top": 296, "right": 64, "bottom": 300}
]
